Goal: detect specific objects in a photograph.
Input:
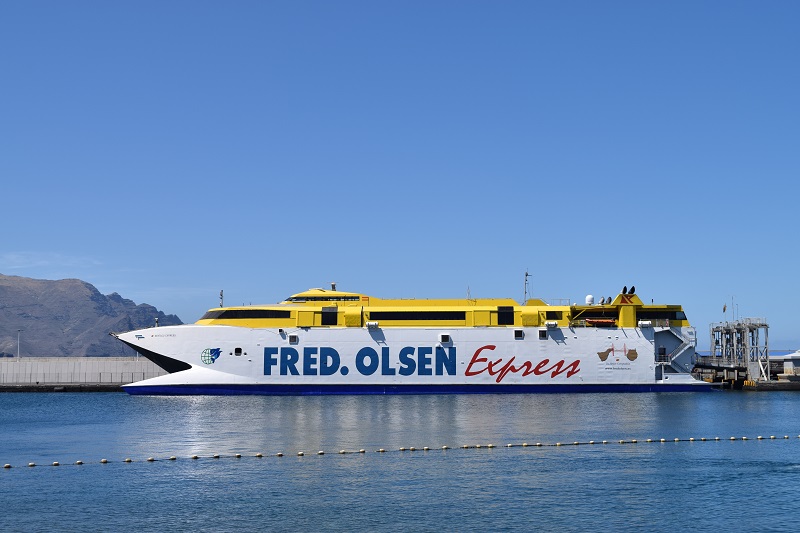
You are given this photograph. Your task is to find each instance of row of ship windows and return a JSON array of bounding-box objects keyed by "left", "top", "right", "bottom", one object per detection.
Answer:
[
  {"left": 201, "top": 309, "right": 687, "bottom": 322},
  {"left": 227, "top": 329, "right": 546, "bottom": 352}
]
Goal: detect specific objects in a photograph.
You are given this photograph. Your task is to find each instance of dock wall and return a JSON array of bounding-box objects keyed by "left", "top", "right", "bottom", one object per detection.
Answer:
[{"left": 0, "top": 357, "right": 166, "bottom": 391}]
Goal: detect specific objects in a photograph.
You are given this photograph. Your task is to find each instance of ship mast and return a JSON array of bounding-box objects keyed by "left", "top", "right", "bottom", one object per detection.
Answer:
[{"left": 523, "top": 270, "right": 530, "bottom": 304}]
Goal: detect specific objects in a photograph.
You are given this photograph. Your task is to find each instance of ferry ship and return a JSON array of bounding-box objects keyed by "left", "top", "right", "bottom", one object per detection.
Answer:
[{"left": 113, "top": 285, "right": 709, "bottom": 394}]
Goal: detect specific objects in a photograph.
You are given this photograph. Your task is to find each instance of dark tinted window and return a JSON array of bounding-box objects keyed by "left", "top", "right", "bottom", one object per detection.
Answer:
[
  {"left": 368, "top": 311, "right": 466, "bottom": 321},
  {"left": 201, "top": 309, "right": 291, "bottom": 320},
  {"left": 321, "top": 307, "right": 338, "bottom": 325},
  {"left": 497, "top": 306, "right": 515, "bottom": 325},
  {"left": 637, "top": 310, "right": 687, "bottom": 321},
  {"left": 286, "top": 296, "right": 361, "bottom": 302}
]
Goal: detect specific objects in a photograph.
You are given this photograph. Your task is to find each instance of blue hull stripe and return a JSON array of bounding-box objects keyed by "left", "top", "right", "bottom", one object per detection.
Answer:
[{"left": 123, "top": 383, "right": 711, "bottom": 396}]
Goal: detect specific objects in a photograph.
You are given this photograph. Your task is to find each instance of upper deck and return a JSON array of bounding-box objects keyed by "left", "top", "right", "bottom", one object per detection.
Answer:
[{"left": 195, "top": 288, "right": 690, "bottom": 329}]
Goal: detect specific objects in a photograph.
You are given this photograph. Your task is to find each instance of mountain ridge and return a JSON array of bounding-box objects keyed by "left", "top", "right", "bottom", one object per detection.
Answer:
[{"left": 0, "top": 274, "right": 183, "bottom": 357}]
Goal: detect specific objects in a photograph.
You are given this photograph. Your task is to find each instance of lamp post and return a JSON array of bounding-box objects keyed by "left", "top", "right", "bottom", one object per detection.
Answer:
[{"left": 17, "top": 329, "right": 22, "bottom": 360}]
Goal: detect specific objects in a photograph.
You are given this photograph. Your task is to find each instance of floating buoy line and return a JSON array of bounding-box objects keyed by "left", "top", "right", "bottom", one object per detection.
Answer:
[{"left": 4, "top": 434, "right": 799, "bottom": 470}]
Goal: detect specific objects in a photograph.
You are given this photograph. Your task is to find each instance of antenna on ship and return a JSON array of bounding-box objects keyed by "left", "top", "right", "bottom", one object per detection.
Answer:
[
  {"left": 219, "top": 290, "right": 224, "bottom": 308},
  {"left": 523, "top": 270, "right": 530, "bottom": 304}
]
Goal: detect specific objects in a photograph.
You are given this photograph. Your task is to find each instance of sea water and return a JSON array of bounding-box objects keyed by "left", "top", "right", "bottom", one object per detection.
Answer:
[{"left": 1, "top": 391, "right": 798, "bottom": 532}]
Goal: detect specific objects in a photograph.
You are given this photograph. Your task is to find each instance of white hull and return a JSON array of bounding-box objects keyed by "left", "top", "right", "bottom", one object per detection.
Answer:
[{"left": 117, "top": 323, "right": 709, "bottom": 394}]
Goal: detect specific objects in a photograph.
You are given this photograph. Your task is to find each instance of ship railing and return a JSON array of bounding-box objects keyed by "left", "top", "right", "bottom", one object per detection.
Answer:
[
  {"left": 649, "top": 319, "right": 672, "bottom": 328},
  {"left": 697, "top": 355, "right": 746, "bottom": 368},
  {"left": 568, "top": 319, "right": 617, "bottom": 328},
  {"left": 656, "top": 332, "right": 695, "bottom": 369},
  {"left": 710, "top": 318, "right": 768, "bottom": 329}
]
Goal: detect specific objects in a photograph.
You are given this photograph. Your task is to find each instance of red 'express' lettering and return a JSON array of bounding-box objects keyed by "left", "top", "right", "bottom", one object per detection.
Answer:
[{"left": 465, "top": 345, "right": 581, "bottom": 383}]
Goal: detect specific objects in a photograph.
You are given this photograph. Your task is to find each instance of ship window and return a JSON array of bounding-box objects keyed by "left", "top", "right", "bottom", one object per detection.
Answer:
[
  {"left": 514, "top": 330, "right": 524, "bottom": 340},
  {"left": 285, "top": 296, "right": 362, "bottom": 302},
  {"left": 201, "top": 309, "right": 291, "bottom": 320},
  {"left": 368, "top": 311, "right": 466, "bottom": 321},
  {"left": 637, "top": 310, "right": 687, "bottom": 321},
  {"left": 497, "top": 306, "right": 514, "bottom": 325},
  {"left": 288, "top": 334, "right": 299, "bottom": 344},
  {"left": 545, "top": 311, "right": 562, "bottom": 320},
  {"left": 539, "top": 330, "right": 547, "bottom": 340},
  {"left": 439, "top": 334, "right": 451, "bottom": 344},
  {"left": 321, "top": 307, "right": 338, "bottom": 326},
  {"left": 235, "top": 347, "right": 242, "bottom": 356}
]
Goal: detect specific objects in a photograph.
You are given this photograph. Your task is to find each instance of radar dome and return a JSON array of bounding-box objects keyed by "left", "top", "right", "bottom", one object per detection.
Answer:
[{"left": 585, "top": 294, "right": 594, "bottom": 305}]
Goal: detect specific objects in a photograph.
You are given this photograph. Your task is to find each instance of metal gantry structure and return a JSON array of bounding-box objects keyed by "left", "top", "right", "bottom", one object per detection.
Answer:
[{"left": 709, "top": 318, "right": 770, "bottom": 381}]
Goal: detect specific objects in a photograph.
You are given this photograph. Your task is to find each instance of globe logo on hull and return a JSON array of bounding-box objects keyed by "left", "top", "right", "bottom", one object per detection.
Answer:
[{"left": 201, "top": 348, "right": 221, "bottom": 365}]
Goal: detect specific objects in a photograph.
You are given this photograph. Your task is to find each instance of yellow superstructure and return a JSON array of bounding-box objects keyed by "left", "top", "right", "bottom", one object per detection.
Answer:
[{"left": 195, "top": 288, "right": 690, "bottom": 330}]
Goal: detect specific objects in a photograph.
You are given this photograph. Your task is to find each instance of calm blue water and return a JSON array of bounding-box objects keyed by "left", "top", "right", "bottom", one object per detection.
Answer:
[{"left": 1, "top": 391, "right": 799, "bottom": 532}]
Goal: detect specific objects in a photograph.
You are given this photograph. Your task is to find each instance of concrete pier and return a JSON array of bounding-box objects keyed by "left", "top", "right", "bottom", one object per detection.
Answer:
[{"left": 0, "top": 357, "right": 166, "bottom": 392}]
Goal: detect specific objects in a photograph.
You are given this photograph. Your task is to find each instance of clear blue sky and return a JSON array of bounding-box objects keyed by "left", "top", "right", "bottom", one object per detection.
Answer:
[{"left": 2, "top": 1, "right": 798, "bottom": 350}]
